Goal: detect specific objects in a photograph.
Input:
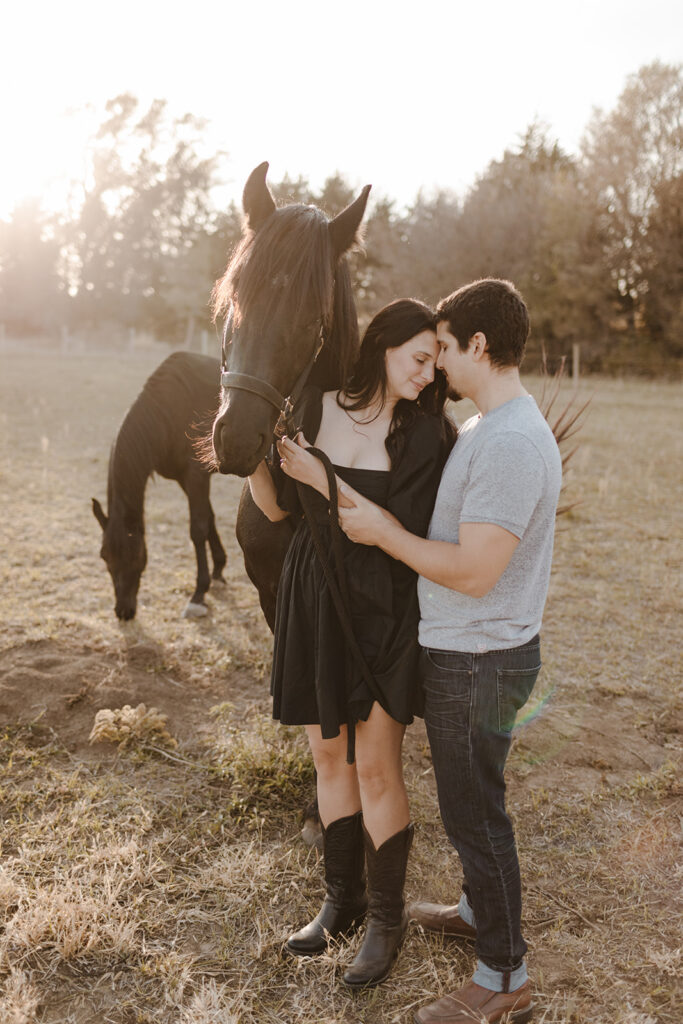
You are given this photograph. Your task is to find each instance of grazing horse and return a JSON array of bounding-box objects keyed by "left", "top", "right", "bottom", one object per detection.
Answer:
[
  {"left": 211, "top": 161, "right": 371, "bottom": 627},
  {"left": 93, "top": 351, "right": 227, "bottom": 620}
]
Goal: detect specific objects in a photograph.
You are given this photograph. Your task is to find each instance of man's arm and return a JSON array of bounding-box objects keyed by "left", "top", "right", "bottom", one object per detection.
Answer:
[{"left": 338, "top": 488, "right": 519, "bottom": 598}]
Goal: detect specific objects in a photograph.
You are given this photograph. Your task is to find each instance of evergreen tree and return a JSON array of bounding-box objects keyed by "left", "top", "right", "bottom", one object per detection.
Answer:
[{"left": 582, "top": 60, "right": 682, "bottom": 355}]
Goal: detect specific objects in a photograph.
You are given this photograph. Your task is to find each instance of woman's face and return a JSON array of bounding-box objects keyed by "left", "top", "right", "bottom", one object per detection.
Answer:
[{"left": 384, "top": 330, "right": 439, "bottom": 403}]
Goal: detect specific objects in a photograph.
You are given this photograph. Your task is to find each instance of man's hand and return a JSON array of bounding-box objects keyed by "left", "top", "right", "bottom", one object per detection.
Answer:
[
  {"left": 338, "top": 485, "right": 398, "bottom": 546},
  {"left": 339, "top": 485, "right": 520, "bottom": 596},
  {"left": 277, "top": 433, "right": 325, "bottom": 490}
]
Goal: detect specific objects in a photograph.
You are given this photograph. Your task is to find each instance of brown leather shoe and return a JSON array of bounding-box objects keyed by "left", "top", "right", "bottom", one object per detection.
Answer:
[
  {"left": 413, "top": 980, "right": 533, "bottom": 1023},
  {"left": 407, "top": 901, "right": 477, "bottom": 940}
]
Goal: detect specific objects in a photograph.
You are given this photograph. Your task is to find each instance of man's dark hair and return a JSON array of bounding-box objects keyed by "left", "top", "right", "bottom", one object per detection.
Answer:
[{"left": 436, "top": 279, "right": 530, "bottom": 369}]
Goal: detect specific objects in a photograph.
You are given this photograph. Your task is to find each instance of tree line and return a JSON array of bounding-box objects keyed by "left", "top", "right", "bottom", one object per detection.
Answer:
[{"left": 0, "top": 62, "right": 680, "bottom": 374}]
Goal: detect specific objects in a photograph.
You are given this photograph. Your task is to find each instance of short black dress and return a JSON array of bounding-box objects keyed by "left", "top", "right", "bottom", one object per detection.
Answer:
[{"left": 270, "top": 386, "right": 452, "bottom": 745}]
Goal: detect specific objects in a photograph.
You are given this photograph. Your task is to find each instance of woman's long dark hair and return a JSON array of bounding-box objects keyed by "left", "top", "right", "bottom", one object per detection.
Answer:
[{"left": 339, "top": 298, "right": 457, "bottom": 465}]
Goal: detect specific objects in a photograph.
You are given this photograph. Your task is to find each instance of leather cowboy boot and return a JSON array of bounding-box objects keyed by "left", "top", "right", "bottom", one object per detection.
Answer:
[
  {"left": 408, "top": 901, "right": 477, "bottom": 940},
  {"left": 413, "top": 979, "right": 534, "bottom": 1023},
  {"left": 286, "top": 810, "right": 367, "bottom": 955},
  {"left": 342, "top": 822, "right": 413, "bottom": 988}
]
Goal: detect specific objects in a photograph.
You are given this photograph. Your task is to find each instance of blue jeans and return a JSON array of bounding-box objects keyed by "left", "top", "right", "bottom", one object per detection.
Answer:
[{"left": 420, "top": 635, "right": 541, "bottom": 981}]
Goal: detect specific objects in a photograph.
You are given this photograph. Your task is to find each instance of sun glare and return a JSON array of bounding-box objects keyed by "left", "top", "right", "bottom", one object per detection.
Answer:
[{"left": 0, "top": 106, "right": 96, "bottom": 220}]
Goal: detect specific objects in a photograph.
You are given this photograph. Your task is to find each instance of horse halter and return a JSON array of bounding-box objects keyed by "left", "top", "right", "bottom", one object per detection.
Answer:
[{"left": 220, "top": 306, "right": 325, "bottom": 433}]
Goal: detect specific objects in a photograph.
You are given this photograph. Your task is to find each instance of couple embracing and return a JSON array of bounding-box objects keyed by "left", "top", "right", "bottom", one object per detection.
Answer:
[{"left": 248, "top": 278, "right": 561, "bottom": 1024}]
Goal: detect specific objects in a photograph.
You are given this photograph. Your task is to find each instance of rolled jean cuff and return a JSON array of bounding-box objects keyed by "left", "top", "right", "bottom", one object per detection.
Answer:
[
  {"left": 457, "top": 892, "right": 475, "bottom": 927},
  {"left": 473, "top": 959, "right": 528, "bottom": 993}
]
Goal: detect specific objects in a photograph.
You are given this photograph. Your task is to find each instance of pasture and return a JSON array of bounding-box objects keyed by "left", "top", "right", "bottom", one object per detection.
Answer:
[{"left": 0, "top": 347, "right": 680, "bottom": 1024}]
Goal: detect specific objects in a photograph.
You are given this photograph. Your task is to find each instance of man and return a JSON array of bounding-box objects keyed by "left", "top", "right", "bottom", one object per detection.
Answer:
[{"left": 339, "top": 278, "right": 562, "bottom": 1023}]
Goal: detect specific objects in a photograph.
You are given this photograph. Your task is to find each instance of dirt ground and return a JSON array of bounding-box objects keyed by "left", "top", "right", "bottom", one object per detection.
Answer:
[{"left": 0, "top": 347, "right": 681, "bottom": 1023}]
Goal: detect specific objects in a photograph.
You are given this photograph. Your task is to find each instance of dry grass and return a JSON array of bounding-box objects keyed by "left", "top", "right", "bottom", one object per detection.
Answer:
[
  {"left": 89, "top": 704, "right": 178, "bottom": 749},
  {"left": 0, "top": 349, "right": 681, "bottom": 1023}
]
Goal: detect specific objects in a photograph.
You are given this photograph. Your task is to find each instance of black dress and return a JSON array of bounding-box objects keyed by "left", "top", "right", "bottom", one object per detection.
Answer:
[{"left": 270, "top": 386, "right": 451, "bottom": 744}]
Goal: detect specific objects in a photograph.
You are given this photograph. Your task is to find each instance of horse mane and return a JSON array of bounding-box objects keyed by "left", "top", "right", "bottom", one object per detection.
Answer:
[
  {"left": 310, "top": 254, "right": 359, "bottom": 391},
  {"left": 107, "top": 354, "right": 210, "bottom": 524},
  {"left": 212, "top": 204, "right": 359, "bottom": 391},
  {"left": 107, "top": 400, "right": 163, "bottom": 527}
]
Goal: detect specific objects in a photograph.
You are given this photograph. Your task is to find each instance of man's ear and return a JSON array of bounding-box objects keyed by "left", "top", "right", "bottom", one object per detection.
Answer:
[{"left": 470, "top": 332, "right": 488, "bottom": 361}]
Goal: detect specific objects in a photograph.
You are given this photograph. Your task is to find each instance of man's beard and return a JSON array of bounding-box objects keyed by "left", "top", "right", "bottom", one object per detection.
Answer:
[{"left": 447, "top": 384, "right": 463, "bottom": 402}]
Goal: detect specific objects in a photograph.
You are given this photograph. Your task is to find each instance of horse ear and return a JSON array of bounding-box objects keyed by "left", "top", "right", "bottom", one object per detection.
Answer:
[
  {"left": 329, "top": 185, "right": 372, "bottom": 257},
  {"left": 92, "top": 498, "right": 108, "bottom": 530},
  {"left": 243, "top": 161, "right": 276, "bottom": 231}
]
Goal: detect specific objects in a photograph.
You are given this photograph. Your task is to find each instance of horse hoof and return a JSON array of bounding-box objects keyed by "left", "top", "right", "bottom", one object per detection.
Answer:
[
  {"left": 182, "top": 602, "right": 208, "bottom": 619},
  {"left": 301, "top": 817, "right": 323, "bottom": 850},
  {"left": 211, "top": 576, "right": 227, "bottom": 586}
]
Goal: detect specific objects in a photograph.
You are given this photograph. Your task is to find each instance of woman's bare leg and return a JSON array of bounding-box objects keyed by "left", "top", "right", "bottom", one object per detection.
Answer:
[
  {"left": 354, "top": 704, "right": 409, "bottom": 847},
  {"left": 341, "top": 704, "right": 411, "bottom": 988},
  {"left": 305, "top": 724, "right": 361, "bottom": 827},
  {"left": 288, "top": 725, "right": 366, "bottom": 955}
]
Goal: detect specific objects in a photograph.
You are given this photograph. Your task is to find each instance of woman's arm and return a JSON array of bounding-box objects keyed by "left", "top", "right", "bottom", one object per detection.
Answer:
[{"left": 248, "top": 460, "right": 290, "bottom": 522}]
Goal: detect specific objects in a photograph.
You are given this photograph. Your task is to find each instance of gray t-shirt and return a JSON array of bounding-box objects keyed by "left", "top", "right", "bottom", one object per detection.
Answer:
[{"left": 417, "top": 395, "right": 562, "bottom": 653}]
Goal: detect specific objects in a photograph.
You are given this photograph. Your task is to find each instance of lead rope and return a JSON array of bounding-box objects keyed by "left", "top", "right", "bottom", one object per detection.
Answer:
[{"left": 296, "top": 449, "right": 384, "bottom": 765}]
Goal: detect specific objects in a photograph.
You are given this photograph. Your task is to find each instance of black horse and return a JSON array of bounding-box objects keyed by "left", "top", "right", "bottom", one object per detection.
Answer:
[
  {"left": 93, "top": 351, "right": 228, "bottom": 620},
  {"left": 211, "top": 162, "right": 371, "bottom": 627}
]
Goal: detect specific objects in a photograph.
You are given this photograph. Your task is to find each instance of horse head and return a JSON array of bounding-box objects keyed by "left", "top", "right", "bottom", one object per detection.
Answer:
[
  {"left": 92, "top": 497, "right": 147, "bottom": 620},
  {"left": 211, "top": 162, "right": 371, "bottom": 477}
]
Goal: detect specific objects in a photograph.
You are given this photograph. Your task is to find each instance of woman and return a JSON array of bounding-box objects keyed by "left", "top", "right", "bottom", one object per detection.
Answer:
[{"left": 248, "top": 298, "right": 456, "bottom": 987}]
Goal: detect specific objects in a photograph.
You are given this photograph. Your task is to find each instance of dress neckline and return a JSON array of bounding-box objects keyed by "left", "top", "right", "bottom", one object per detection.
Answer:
[{"left": 333, "top": 463, "right": 391, "bottom": 474}]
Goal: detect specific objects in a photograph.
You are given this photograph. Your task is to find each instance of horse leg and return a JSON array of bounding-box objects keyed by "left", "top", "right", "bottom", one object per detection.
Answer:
[
  {"left": 206, "top": 494, "right": 227, "bottom": 583},
  {"left": 235, "top": 483, "right": 320, "bottom": 845},
  {"left": 302, "top": 794, "right": 322, "bottom": 849},
  {"left": 181, "top": 472, "right": 212, "bottom": 618},
  {"left": 235, "top": 482, "right": 294, "bottom": 632}
]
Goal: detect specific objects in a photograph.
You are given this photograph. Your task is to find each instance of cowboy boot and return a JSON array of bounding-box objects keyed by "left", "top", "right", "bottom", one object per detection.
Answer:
[
  {"left": 407, "top": 901, "right": 477, "bottom": 940},
  {"left": 286, "top": 810, "right": 367, "bottom": 955},
  {"left": 342, "top": 822, "right": 413, "bottom": 988}
]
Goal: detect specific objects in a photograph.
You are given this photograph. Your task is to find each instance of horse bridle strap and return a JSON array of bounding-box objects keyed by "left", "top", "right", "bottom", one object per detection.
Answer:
[
  {"left": 219, "top": 372, "right": 289, "bottom": 414},
  {"left": 220, "top": 318, "right": 325, "bottom": 421}
]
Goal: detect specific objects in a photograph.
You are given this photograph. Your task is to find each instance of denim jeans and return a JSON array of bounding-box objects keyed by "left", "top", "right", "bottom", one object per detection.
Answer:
[{"left": 420, "top": 635, "right": 541, "bottom": 978}]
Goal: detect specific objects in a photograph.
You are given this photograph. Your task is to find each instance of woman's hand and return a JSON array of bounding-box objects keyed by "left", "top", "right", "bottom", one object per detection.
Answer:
[{"left": 277, "top": 433, "right": 326, "bottom": 490}]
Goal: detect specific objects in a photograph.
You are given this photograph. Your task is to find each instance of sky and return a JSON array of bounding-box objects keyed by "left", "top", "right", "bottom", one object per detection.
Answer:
[{"left": 2, "top": 0, "right": 681, "bottom": 219}]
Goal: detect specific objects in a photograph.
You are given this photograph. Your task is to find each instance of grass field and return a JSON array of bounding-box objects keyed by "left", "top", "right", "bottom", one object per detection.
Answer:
[{"left": 0, "top": 348, "right": 681, "bottom": 1024}]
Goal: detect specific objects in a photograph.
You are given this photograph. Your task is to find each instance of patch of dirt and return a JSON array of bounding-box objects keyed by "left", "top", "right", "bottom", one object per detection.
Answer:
[
  {"left": 509, "top": 699, "right": 676, "bottom": 794},
  {"left": 402, "top": 690, "right": 676, "bottom": 810},
  {"left": 0, "top": 637, "right": 260, "bottom": 758}
]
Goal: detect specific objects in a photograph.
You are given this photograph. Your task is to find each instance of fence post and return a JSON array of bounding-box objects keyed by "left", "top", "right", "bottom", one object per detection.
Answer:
[{"left": 572, "top": 343, "right": 580, "bottom": 388}]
